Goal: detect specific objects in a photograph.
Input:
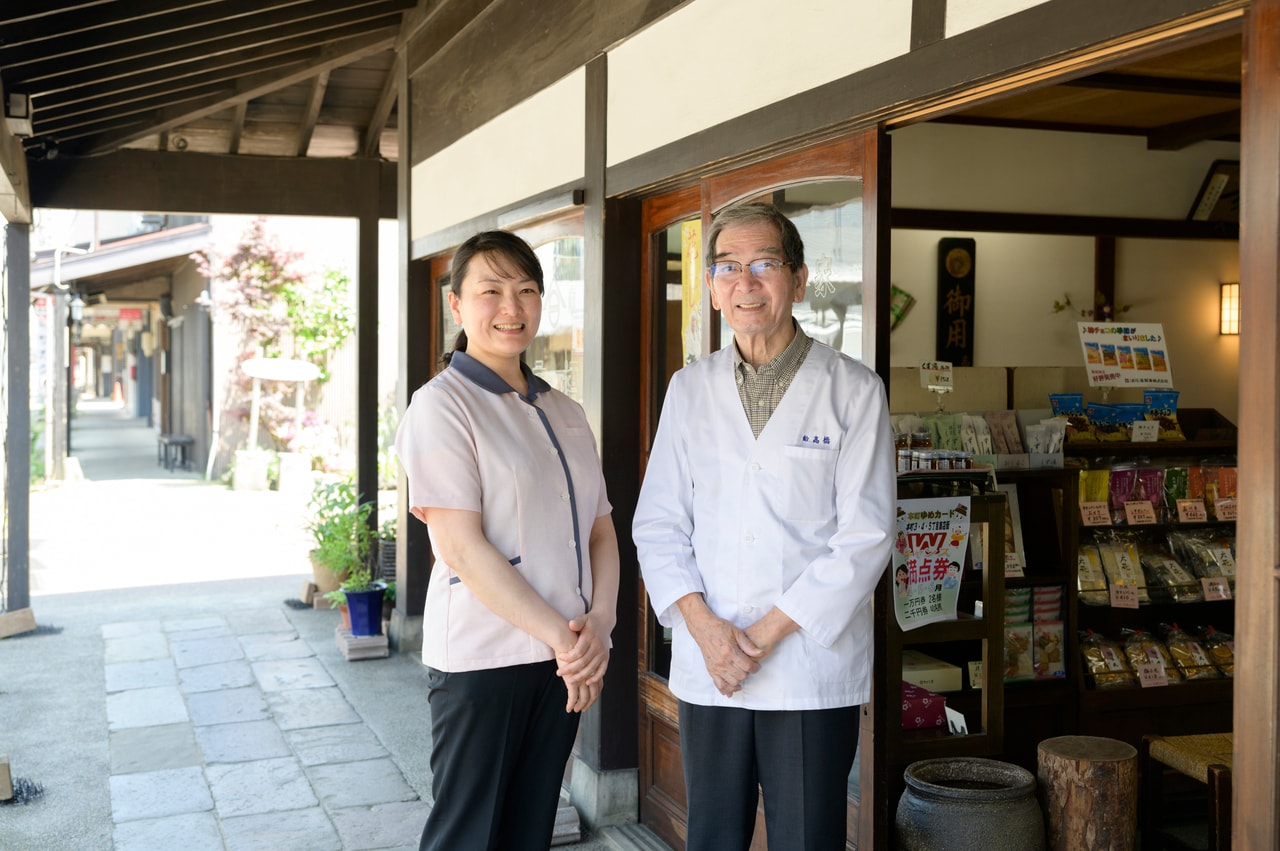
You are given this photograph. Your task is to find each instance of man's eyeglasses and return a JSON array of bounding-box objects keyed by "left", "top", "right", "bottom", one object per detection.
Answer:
[{"left": 708, "top": 259, "right": 792, "bottom": 281}]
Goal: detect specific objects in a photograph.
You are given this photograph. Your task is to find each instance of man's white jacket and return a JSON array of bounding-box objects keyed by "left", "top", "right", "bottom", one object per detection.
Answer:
[{"left": 633, "top": 340, "right": 896, "bottom": 710}]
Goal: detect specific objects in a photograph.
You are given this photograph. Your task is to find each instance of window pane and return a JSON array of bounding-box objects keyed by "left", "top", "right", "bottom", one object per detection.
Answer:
[
  {"left": 530, "top": 236, "right": 585, "bottom": 403},
  {"left": 718, "top": 180, "right": 864, "bottom": 360}
]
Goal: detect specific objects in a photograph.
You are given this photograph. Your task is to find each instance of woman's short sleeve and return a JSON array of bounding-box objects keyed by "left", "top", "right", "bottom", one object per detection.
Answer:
[{"left": 394, "top": 382, "right": 483, "bottom": 515}]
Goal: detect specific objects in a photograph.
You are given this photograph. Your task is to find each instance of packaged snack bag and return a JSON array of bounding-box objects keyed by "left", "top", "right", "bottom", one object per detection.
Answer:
[
  {"left": 1097, "top": 534, "right": 1150, "bottom": 604},
  {"left": 1199, "top": 626, "right": 1235, "bottom": 677},
  {"left": 1139, "top": 544, "right": 1203, "bottom": 604},
  {"left": 1088, "top": 402, "right": 1126, "bottom": 442},
  {"left": 1049, "top": 393, "right": 1095, "bottom": 443},
  {"left": 1112, "top": 403, "right": 1148, "bottom": 440},
  {"left": 1143, "top": 389, "right": 1186, "bottom": 441},
  {"left": 1122, "top": 628, "right": 1183, "bottom": 684},
  {"left": 1077, "top": 544, "right": 1109, "bottom": 606},
  {"left": 1004, "top": 623, "right": 1035, "bottom": 681},
  {"left": 1080, "top": 467, "right": 1112, "bottom": 505},
  {"left": 1033, "top": 622, "right": 1067, "bottom": 679},
  {"left": 1161, "top": 623, "right": 1219, "bottom": 680},
  {"left": 1163, "top": 466, "right": 1189, "bottom": 512},
  {"left": 1080, "top": 630, "right": 1136, "bottom": 689}
]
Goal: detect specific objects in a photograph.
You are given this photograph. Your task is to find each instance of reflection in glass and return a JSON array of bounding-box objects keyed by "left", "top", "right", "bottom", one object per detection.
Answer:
[
  {"left": 718, "top": 180, "right": 864, "bottom": 360},
  {"left": 530, "top": 237, "right": 585, "bottom": 403}
]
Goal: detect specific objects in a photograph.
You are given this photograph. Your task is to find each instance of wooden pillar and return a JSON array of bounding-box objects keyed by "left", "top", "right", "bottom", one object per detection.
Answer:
[
  {"left": 1236, "top": 2, "right": 1280, "bottom": 848},
  {"left": 569, "top": 53, "right": 642, "bottom": 829},
  {"left": 4, "top": 224, "right": 31, "bottom": 612},
  {"left": 392, "top": 54, "right": 431, "bottom": 653},
  {"left": 1038, "top": 735, "right": 1137, "bottom": 850},
  {"left": 356, "top": 160, "right": 379, "bottom": 516}
]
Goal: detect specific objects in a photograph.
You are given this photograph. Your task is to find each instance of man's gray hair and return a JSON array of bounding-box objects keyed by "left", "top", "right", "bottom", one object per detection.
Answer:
[{"left": 706, "top": 202, "right": 805, "bottom": 269}]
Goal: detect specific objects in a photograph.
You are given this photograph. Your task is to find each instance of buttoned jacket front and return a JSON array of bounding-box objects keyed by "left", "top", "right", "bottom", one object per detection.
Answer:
[
  {"left": 634, "top": 341, "right": 895, "bottom": 710},
  {"left": 396, "top": 353, "right": 611, "bottom": 672}
]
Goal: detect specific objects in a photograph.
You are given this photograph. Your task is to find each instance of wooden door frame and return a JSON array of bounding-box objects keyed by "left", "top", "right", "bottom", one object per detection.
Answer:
[
  {"left": 1234, "top": 1, "right": 1280, "bottom": 846},
  {"left": 635, "top": 129, "right": 887, "bottom": 851}
]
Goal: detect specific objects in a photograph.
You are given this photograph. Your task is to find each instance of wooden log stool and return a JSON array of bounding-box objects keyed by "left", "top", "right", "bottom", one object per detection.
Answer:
[
  {"left": 1139, "top": 733, "right": 1232, "bottom": 851},
  {"left": 1038, "top": 735, "right": 1138, "bottom": 850}
]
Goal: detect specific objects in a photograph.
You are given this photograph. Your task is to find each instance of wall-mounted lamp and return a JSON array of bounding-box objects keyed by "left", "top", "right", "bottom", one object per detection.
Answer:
[
  {"left": 1220, "top": 282, "right": 1240, "bottom": 335},
  {"left": 68, "top": 291, "right": 85, "bottom": 343},
  {"left": 4, "top": 92, "right": 33, "bottom": 137}
]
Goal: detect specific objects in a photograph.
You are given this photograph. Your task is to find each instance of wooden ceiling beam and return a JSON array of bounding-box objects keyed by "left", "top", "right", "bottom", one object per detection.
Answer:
[
  {"left": 0, "top": 1, "right": 248, "bottom": 51},
  {"left": 0, "top": 0, "right": 408, "bottom": 66},
  {"left": 361, "top": 53, "right": 399, "bottom": 157},
  {"left": 1062, "top": 71, "right": 1240, "bottom": 99},
  {"left": 27, "top": 148, "right": 397, "bottom": 219},
  {"left": 37, "top": 82, "right": 231, "bottom": 137},
  {"left": 1146, "top": 108, "right": 1241, "bottom": 150},
  {"left": 31, "top": 37, "right": 358, "bottom": 117},
  {"left": 79, "top": 28, "right": 397, "bottom": 154},
  {"left": 296, "top": 70, "right": 329, "bottom": 156},
  {"left": 228, "top": 100, "right": 247, "bottom": 154},
  {"left": 6, "top": 2, "right": 410, "bottom": 89}
]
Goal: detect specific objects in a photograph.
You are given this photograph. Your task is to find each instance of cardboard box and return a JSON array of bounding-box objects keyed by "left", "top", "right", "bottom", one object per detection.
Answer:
[
  {"left": 902, "top": 682, "right": 947, "bottom": 730},
  {"left": 902, "top": 649, "right": 963, "bottom": 692}
]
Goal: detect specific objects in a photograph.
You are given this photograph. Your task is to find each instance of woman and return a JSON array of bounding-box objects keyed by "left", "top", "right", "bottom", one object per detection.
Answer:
[{"left": 395, "top": 230, "right": 619, "bottom": 851}]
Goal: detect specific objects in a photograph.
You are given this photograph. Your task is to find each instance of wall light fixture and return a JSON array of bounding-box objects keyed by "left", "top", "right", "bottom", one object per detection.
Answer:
[{"left": 1220, "top": 282, "right": 1240, "bottom": 335}]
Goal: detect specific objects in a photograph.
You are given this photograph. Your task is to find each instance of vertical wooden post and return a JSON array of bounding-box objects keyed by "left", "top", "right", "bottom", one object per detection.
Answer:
[{"left": 1236, "top": 2, "right": 1280, "bottom": 848}]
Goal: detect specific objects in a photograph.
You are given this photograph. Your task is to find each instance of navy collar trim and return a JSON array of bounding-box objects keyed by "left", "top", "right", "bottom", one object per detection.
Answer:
[{"left": 450, "top": 351, "right": 551, "bottom": 401}]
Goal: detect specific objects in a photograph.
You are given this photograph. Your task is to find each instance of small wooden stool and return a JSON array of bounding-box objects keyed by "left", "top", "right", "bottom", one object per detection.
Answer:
[
  {"left": 1038, "top": 735, "right": 1138, "bottom": 850},
  {"left": 1140, "top": 733, "right": 1232, "bottom": 851}
]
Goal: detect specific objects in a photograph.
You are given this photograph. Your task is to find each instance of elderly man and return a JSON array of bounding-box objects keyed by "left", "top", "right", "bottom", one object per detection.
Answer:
[{"left": 633, "top": 201, "right": 895, "bottom": 850}]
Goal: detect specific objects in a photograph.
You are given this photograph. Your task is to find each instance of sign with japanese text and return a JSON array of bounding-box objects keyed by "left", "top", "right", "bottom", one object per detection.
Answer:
[
  {"left": 893, "top": 497, "right": 971, "bottom": 631},
  {"left": 936, "top": 238, "right": 975, "bottom": 366},
  {"left": 919, "top": 360, "right": 953, "bottom": 391},
  {"left": 1077, "top": 322, "right": 1174, "bottom": 388}
]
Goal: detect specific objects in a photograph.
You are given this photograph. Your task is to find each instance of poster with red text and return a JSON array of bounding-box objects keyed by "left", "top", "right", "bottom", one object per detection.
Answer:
[{"left": 893, "top": 497, "right": 971, "bottom": 631}]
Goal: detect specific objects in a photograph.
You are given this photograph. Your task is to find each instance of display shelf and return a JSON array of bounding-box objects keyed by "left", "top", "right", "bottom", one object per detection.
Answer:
[
  {"left": 1059, "top": 428, "right": 1236, "bottom": 752},
  {"left": 898, "top": 613, "right": 986, "bottom": 646},
  {"left": 870, "top": 473, "right": 1008, "bottom": 844},
  {"left": 1078, "top": 678, "right": 1233, "bottom": 713}
]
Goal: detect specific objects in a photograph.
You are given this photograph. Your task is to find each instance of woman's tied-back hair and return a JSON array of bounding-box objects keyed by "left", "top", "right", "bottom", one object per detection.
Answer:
[
  {"left": 442, "top": 230, "right": 545, "bottom": 365},
  {"left": 705, "top": 201, "right": 805, "bottom": 270}
]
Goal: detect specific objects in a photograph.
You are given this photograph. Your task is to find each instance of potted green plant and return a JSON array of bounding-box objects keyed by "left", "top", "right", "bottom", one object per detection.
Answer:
[
  {"left": 323, "top": 561, "right": 386, "bottom": 637},
  {"left": 305, "top": 479, "right": 375, "bottom": 597}
]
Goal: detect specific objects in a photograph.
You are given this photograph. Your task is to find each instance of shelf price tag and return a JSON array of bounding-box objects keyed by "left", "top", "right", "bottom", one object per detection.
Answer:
[
  {"left": 1202, "top": 577, "right": 1233, "bottom": 601},
  {"left": 1129, "top": 420, "right": 1159, "bottom": 442},
  {"left": 1080, "top": 501, "right": 1112, "bottom": 526},
  {"left": 1136, "top": 662, "right": 1169, "bottom": 688},
  {"left": 1214, "top": 498, "right": 1238, "bottom": 521},
  {"left": 919, "top": 361, "right": 953, "bottom": 391},
  {"left": 1176, "top": 498, "right": 1208, "bottom": 523},
  {"left": 968, "top": 661, "right": 983, "bottom": 690},
  {"left": 1123, "top": 501, "right": 1157, "bottom": 525},
  {"left": 1110, "top": 584, "right": 1140, "bottom": 609},
  {"left": 1003, "top": 553, "right": 1025, "bottom": 578}
]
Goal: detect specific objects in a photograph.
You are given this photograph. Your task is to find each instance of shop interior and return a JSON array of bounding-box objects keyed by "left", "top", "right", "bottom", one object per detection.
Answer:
[{"left": 878, "top": 29, "right": 1241, "bottom": 849}]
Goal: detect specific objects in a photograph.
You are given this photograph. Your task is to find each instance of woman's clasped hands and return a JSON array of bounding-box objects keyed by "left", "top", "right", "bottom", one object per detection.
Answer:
[{"left": 554, "top": 611, "right": 613, "bottom": 713}]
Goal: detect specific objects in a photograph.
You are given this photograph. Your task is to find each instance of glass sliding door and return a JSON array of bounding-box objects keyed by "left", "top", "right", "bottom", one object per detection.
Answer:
[{"left": 635, "top": 130, "right": 885, "bottom": 851}]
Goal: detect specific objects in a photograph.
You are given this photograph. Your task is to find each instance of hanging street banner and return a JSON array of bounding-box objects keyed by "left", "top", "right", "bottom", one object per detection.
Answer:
[
  {"left": 1077, "top": 322, "right": 1174, "bottom": 388},
  {"left": 893, "top": 497, "right": 971, "bottom": 631}
]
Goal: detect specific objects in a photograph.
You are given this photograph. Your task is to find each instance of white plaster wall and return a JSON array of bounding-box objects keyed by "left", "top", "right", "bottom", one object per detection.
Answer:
[
  {"left": 605, "top": 0, "right": 911, "bottom": 167},
  {"left": 946, "top": 0, "right": 1051, "bottom": 37},
  {"left": 889, "top": 124, "right": 1240, "bottom": 421},
  {"left": 892, "top": 123, "right": 1241, "bottom": 218},
  {"left": 410, "top": 69, "right": 585, "bottom": 241}
]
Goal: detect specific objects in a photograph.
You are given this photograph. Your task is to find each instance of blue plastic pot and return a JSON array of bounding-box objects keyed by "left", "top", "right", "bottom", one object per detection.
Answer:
[{"left": 345, "top": 584, "right": 386, "bottom": 636}]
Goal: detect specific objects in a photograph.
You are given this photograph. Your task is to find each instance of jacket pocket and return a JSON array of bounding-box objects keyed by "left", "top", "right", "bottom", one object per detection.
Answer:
[{"left": 780, "top": 444, "right": 837, "bottom": 521}]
